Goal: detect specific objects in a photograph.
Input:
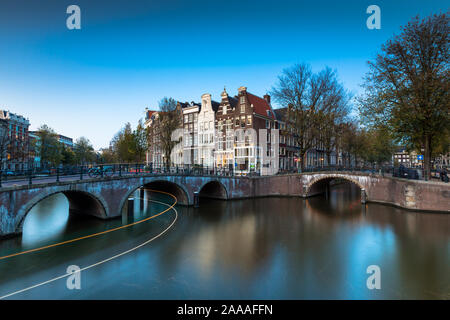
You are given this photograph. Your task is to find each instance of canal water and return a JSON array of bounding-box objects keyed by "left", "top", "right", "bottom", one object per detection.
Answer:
[{"left": 0, "top": 183, "right": 448, "bottom": 299}]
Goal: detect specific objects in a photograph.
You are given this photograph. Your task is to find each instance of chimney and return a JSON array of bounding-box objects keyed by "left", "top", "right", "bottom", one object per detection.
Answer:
[{"left": 263, "top": 94, "right": 271, "bottom": 104}]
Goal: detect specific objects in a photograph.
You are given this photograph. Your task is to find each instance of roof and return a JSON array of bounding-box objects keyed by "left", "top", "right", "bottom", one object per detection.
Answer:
[
  {"left": 179, "top": 101, "right": 201, "bottom": 112},
  {"left": 145, "top": 110, "right": 157, "bottom": 121},
  {"left": 246, "top": 92, "right": 275, "bottom": 120},
  {"left": 211, "top": 100, "right": 220, "bottom": 112},
  {"left": 273, "top": 108, "right": 288, "bottom": 122},
  {"left": 228, "top": 96, "right": 238, "bottom": 109}
]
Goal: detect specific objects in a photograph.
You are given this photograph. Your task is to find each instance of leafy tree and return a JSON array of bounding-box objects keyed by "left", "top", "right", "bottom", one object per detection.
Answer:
[
  {"left": 74, "top": 137, "right": 96, "bottom": 165},
  {"left": 358, "top": 12, "right": 449, "bottom": 179},
  {"left": 61, "top": 145, "right": 76, "bottom": 165},
  {"left": 133, "top": 119, "right": 148, "bottom": 162},
  {"left": 36, "top": 125, "right": 61, "bottom": 168},
  {"left": 98, "top": 147, "right": 117, "bottom": 164},
  {"left": 112, "top": 122, "right": 136, "bottom": 162},
  {"left": 363, "top": 126, "right": 396, "bottom": 166}
]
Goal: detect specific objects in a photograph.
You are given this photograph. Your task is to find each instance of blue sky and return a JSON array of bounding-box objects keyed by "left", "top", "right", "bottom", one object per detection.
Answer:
[{"left": 0, "top": 0, "right": 447, "bottom": 149}]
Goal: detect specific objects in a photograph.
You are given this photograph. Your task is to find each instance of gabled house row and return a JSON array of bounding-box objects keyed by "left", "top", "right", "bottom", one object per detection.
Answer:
[{"left": 144, "top": 86, "right": 304, "bottom": 175}]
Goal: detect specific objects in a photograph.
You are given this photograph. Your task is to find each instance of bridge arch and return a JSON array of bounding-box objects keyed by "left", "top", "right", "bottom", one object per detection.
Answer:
[
  {"left": 305, "top": 174, "right": 366, "bottom": 197},
  {"left": 15, "top": 189, "right": 108, "bottom": 234},
  {"left": 198, "top": 180, "right": 228, "bottom": 200},
  {"left": 119, "top": 179, "right": 191, "bottom": 214}
]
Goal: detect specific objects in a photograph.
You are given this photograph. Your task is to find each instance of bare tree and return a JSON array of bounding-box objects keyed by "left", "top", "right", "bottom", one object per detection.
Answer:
[
  {"left": 157, "top": 97, "right": 181, "bottom": 168},
  {"left": 271, "top": 64, "right": 351, "bottom": 169}
]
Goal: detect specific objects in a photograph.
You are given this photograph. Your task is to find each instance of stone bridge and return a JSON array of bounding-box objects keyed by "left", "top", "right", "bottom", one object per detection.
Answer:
[{"left": 0, "top": 172, "right": 448, "bottom": 238}]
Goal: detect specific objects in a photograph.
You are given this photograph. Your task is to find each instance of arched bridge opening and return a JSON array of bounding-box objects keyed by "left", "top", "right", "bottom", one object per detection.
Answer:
[
  {"left": 199, "top": 181, "right": 228, "bottom": 201},
  {"left": 141, "top": 180, "right": 190, "bottom": 205},
  {"left": 306, "top": 176, "right": 366, "bottom": 203},
  {"left": 62, "top": 191, "right": 107, "bottom": 218},
  {"left": 16, "top": 190, "right": 107, "bottom": 235}
]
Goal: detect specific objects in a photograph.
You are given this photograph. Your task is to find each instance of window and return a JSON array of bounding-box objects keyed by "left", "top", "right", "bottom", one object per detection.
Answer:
[
  {"left": 235, "top": 118, "right": 240, "bottom": 127},
  {"left": 223, "top": 106, "right": 227, "bottom": 115},
  {"left": 247, "top": 115, "right": 252, "bottom": 126},
  {"left": 184, "top": 115, "right": 188, "bottom": 123},
  {"left": 240, "top": 96, "right": 245, "bottom": 104},
  {"left": 241, "top": 104, "right": 245, "bottom": 113},
  {"left": 266, "top": 120, "right": 270, "bottom": 129},
  {"left": 241, "top": 116, "right": 246, "bottom": 128}
]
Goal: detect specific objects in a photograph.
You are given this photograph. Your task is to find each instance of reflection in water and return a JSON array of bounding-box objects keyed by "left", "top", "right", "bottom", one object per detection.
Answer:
[
  {"left": 22, "top": 194, "right": 69, "bottom": 247},
  {"left": 0, "top": 183, "right": 448, "bottom": 299}
]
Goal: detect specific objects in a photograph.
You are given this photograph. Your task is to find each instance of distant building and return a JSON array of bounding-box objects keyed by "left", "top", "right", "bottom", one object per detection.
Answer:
[
  {"left": 145, "top": 109, "right": 163, "bottom": 167},
  {"left": 28, "top": 131, "right": 41, "bottom": 168},
  {"left": 273, "top": 107, "right": 300, "bottom": 171},
  {"left": 393, "top": 146, "right": 421, "bottom": 167},
  {"left": 58, "top": 134, "right": 74, "bottom": 149},
  {"left": 0, "top": 110, "right": 30, "bottom": 171},
  {"left": 434, "top": 152, "right": 449, "bottom": 169},
  {"left": 29, "top": 130, "right": 74, "bottom": 168}
]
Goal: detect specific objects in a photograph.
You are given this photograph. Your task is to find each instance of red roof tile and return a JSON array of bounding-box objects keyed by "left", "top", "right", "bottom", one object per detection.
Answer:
[{"left": 246, "top": 93, "right": 275, "bottom": 119}]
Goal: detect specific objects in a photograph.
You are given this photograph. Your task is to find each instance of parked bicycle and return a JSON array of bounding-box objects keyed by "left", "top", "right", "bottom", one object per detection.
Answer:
[{"left": 88, "top": 165, "right": 114, "bottom": 178}]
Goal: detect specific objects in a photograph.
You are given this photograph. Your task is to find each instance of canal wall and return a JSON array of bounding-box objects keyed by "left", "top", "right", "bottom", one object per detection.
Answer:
[{"left": 250, "top": 173, "right": 449, "bottom": 213}]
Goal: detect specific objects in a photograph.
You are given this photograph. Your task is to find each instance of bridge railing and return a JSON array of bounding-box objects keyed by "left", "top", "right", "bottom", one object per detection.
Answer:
[
  {"left": 0, "top": 163, "right": 447, "bottom": 187},
  {"left": 0, "top": 163, "right": 239, "bottom": 187}
]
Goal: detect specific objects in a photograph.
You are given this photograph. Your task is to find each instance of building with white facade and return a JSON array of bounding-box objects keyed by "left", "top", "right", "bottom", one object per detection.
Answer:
[{"left": 198, "top": 94, "right": 219, "bottom": 168}]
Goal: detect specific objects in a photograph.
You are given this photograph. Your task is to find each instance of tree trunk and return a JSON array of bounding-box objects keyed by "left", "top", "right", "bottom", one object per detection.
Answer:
[
  {"left": 424, "top": 135, "right": 432, "bottom": 181},
  {"left": 301, "top": 151, "right": 306, "bottom": 171}
]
